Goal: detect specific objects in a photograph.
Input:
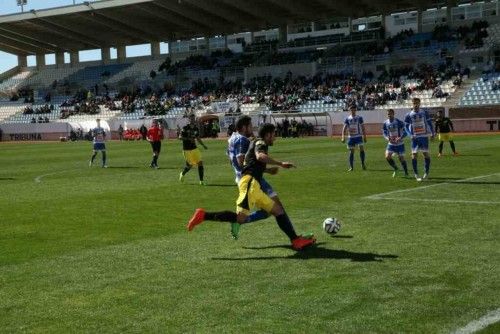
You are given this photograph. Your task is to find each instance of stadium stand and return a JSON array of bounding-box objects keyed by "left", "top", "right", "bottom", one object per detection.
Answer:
[{"left": 0, "top": 1, "right": 499, "bottom": 132}]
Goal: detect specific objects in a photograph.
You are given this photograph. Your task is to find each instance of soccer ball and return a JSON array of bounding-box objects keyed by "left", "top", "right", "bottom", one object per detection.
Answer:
[{"left": 323, "top": 217, "right": 341, "bottom": 234}]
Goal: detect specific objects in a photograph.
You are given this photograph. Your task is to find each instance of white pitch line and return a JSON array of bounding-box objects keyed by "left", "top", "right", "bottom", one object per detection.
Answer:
[
  {"left": 452, "top": 308, "right": 500, "bottom": 334},
  {"left": 377, "top": 197, "right": 500, "bottom": 205},
  {"left": 34, "top": 169, "right": 75, "bottom": 183},
  {"left": 365, "top": 173, "right": 500, "bottom": 200}
]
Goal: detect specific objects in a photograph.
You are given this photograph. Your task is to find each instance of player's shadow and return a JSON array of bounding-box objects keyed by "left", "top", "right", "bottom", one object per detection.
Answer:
[
  {"left": 204, "top": 184, "right": 236, "bottom": 187},
  {"left": 212, "top": 243, "right": 398, "bottom": 262},
  {"left": 106, "top": 166, "right": 140, "bottom": 169},
  {"left": 0, "top": 177, "right": 15, "bottom": 180}
]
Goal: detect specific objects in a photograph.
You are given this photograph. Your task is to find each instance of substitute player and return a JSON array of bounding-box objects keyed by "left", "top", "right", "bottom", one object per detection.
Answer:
[
  {"left": 187, "top": 123, "right": 316, "bottom": 251},
  {"left": 382, "top": 109, "right": 408, "bottom": 177},
  {"left": 341, "top": 106, "right": 367, "bottom": 171},
  {"left": 147, "top": 119, "right": 163, "bottom": 169},
  {"left": 89, "top": 118, "right": 107, "bottom": 168},
  {"left": 435, "top": 110, "right": 458, "bottom": 157},
  {"left": 404, "top": 98, "right": 435, "bottom": 181},
  {"left": 179, "top": 114, "right": 208, "bottom": 185}
]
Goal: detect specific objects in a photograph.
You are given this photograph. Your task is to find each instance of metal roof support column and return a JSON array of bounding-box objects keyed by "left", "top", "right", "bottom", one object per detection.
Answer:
[
  {"left": 417, "top": 10, "right": 423, "bottom": 33},
  {"left": 70, "top": 51, "right": 79, "bottom": 66},
  {"left": 279, "top": 25, "right": 287, "bottom": 44},
  {"left": 101, "top": 47, "right": 111, "bottom": 64},
  {"left": 36, "top": 53, "right": 46, "bottom": 70},
  {"left": 117, "top": 46, "right": 126, "bottom": 63},
  {"left": 151, "top": 42, "right": 161, "bottom": 59},
  {"left": 17, "top": 55, "right": 27, "bottom": 68},
  {"left": 56, "top": 52, "right": 64, "bottom": 68}
]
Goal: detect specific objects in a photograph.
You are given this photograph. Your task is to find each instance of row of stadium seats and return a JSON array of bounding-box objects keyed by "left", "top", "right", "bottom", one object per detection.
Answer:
[
  {"left": 459, "top": 73, "right": 500, "bottom": 106},
  {"left": 104, "top": 59, "right": 165, "bottom": 84}
]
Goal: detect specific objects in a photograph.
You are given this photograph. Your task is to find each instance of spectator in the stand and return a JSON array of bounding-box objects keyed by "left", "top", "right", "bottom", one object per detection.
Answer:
[
  {"left": 282, "top": 118, "right": 289, "bottom": 138},
  {"left": 492, "top": 80, "right": 500, "bottom": 91},
  {"left": 118, "top": 125, "right": 124, "bottom": 141},
  {"left": 31, "top": 117, "right": 36, "bottom": 123},
  {"left": 139, "top": 124, "right": 148, "bottom": 140},
  {"left": 227, "top": 121, "right": 236, "bottom": 137}
]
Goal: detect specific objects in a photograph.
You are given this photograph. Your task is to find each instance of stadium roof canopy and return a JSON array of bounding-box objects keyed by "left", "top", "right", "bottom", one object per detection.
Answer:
[{"left": 0, "top": 0, "right": 459, "bottom": 55}]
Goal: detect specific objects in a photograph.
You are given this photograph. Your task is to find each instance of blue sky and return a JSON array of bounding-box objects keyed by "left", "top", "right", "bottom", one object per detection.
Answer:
[{"left": 0, "top": 0, "right": 161, "bottom": 73}]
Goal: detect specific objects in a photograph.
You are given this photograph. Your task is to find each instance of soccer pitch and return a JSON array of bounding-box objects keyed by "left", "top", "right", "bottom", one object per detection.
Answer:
[{"left": 0, "top": 135, "right": 499, "bottom": 333}]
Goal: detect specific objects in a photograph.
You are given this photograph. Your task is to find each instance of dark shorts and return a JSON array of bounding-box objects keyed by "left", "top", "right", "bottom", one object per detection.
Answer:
[
  {"left": 150, "top": 141, "right": 161, "bottom": 153},
  {"left": 93, "top": 143, "right": 106, "bottom": 151}
]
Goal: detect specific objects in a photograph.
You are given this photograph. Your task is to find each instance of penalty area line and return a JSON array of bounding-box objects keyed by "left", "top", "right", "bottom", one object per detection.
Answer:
[
  {"left": 374, "top": 197, "right": 500, "bottom": 205},
  {"left": 451, "top": 307, "right": 500, "bottom": 334},
  {"left": 365, "top": 173, "right": 500, "bottom": 201}
]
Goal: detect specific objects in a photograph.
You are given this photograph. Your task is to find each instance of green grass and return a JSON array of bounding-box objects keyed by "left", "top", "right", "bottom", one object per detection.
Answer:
[{"left": 0, "top": 135, "right": 499, "bottom": 333}]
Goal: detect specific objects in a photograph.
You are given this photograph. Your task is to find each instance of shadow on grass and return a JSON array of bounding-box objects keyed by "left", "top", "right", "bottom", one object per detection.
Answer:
[
  {"left": 213, "top": 243, "right": 398, "bottom": 262},
  {"left": 330, "top": 235, "right": 353, "bottom": 239},
  {"left": 184, "top": 183, "right": 235, "bottom": 187},
  {"left": 106, "top": 166, "right": 141, "bottom": 169},
  {"left": 0, "top": 177, "right": 15, "bottom": 180}
]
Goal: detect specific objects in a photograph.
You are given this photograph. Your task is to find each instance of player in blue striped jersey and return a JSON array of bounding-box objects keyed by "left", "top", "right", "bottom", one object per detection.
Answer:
[
  {"left": 227, "top": 116, "right": 282, "bottom": 237},
  {"left": 89, "top": 119, "right": 107, "bottom": 168},
  {"left": 341, "top": 106, "right": 367, "bottom": 171},
  {"left": 404, "top": 98, "right": 435, "bottom": 181},
  {"left": 382, "top": 109, "right": 408, "bottom": 177}
]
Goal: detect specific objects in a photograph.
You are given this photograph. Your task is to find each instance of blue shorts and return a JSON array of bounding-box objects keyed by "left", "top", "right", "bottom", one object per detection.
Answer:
[
  {"left": 347, "top": 136, "right": 364, "bottom": 149},
  {"left": 259, "top": 178, "right": 277, "bottom": 198},
  {"left": 411, "top": 137, "right": 429, "bottom": 153},
  {"left": 93, "top": 143, "right": 106, "bottom": 151},
  {"left": 386, "top": 144, "right": 405, "bottom": 155}
]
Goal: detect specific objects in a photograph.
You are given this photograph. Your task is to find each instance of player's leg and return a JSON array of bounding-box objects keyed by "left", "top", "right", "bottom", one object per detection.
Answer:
[
  {"left": 187, "top": 208, "right": 243, "bottom": 233},
  {"left": 422, "top": 151, "right": 431, "bottom": 179},
  {"left": 438, "top": 141, "right": 444, "bottom": 157},
  {"left": 180, "top": 162, "right": 191, "bottom": 182},
  {"left": 359, "top": 143, "right": 366, "bottom": 170},
  {"left": 254, "top": 187, "right": 315, "bottom": 250},
  {"left": 348, "top": 146, "right": 355, "bottom": 171},
  {"left": 197, "top": 161, "right": 205, "bottom": 185},
  {"left": 385, "top": 149, "right": 398, "bottom": 174},
  {"left": 245, "top": 178, "right": 276, "bottom": 224},
  {"left": 450, "top": 137, "right": 458, "bottom": 155},
  {"left": 101, "top": 149, "right": 107, "bottom": 167},
  {"left": 421, "top": 138, "right": 430, "bottom": 179},
  {"left": 398, "top": 154, "right": 409, "bottom": 176},
  {"left": 411, "top": 139, "right": 419, "bottom": 179},
  {"left": 450, "top": 141, "right": 457, "bottom": 155},
  {"left": 89, "top": 149, "right": 97, "bottom": 166},
  {"left": 180, "top": 150, "right": 193, "bottom": 182}
]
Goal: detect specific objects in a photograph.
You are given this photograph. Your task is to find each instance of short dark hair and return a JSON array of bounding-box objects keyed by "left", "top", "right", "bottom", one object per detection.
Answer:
[
  {"left": 236, "top": 116, "right": 252, "bottom": 131},
  {"left": 258, "top": 123, "right": 275, "bottom": 138}
]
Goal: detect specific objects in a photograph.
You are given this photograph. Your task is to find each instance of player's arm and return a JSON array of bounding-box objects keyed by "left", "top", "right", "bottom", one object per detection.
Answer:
[
  {"left": 256, "top": 151, "right": 294, "bottom": 168},
  {"left": 196, "top": 136, "right": 208, "bottom": 149},
  {"left": 341, "top": 124, "right": 347, "bottom": 143},
  {"left": 382, "top": 123, "right": 390, "bottom": 141},
  {"left": 178, "top": 128, "right": 187, "bottom": 140},
  {"left": 449, "top": 118, "right": 454, "bottom": 132},
  {"left": 399, "top": 120, "right": 407, "bottom": 140},
  {"left": 361, "top": 123, "right": 367, "bottom": 143},
  {"left": 426, "top": 111, "right": 435, "bottom": 137},
  {"left": 404, "top": 114, "right": 413, "bottom": 137}
]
